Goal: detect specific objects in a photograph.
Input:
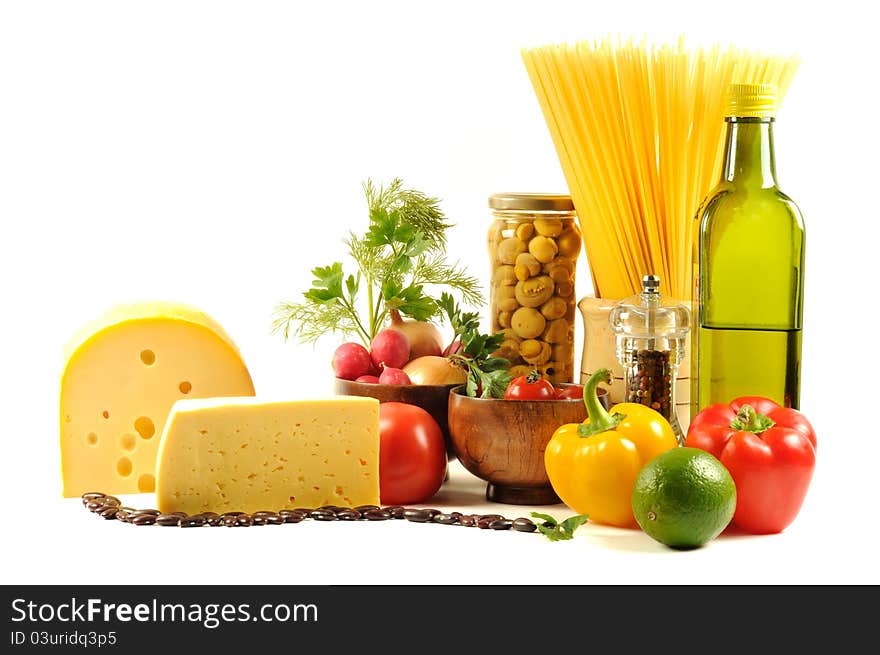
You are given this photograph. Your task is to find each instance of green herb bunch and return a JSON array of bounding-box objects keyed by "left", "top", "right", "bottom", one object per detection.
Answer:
[
  {"left": 438, "top": 293, "right": 511, "bottom": 399},
  {"left": 272, "top": 179, "right": 482, "bottom": 346}
]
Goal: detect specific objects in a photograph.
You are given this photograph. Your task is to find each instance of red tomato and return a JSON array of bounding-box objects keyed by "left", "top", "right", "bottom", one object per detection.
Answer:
[
  {"left": 505, "top": 371, "right": 556, "bottom": 400},
  {"left": 554, "top": 385, "right": 584, "bottom": 400},
  {"left": 378, "top": 402, "right": 446, "bottom": 505}
]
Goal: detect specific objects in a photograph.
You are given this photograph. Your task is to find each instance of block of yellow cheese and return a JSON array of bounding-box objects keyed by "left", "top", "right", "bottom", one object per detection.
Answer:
[
  {"left": 60, "top": 302, "right": 255, "bottom": 497},
  {"left": 156, "top": 396, "right": 380, "bottom": 514}
]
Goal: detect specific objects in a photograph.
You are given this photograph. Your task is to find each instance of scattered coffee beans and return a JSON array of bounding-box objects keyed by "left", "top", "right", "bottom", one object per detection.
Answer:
[{"left": 79, "top": 492, "right": 569, "bottom": 538}]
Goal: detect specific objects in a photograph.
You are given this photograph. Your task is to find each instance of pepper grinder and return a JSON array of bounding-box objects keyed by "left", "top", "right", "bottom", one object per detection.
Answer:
[{"left": 609, "top": 275, "right": 690, "bottom": 443}]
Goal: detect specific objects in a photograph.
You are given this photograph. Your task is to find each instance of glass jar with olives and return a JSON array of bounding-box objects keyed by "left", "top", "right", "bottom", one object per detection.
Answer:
[{"left": 487, "top": 193, "right": 581, "bottom": 384}]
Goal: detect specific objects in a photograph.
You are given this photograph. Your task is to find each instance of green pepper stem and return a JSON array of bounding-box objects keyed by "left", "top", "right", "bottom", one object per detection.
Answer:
[
  {"left": 730, "top": 404, "right": 776, "bottom": 434},
  {"left": 577, "top": 369, "right": 625, "bottom": 438}
]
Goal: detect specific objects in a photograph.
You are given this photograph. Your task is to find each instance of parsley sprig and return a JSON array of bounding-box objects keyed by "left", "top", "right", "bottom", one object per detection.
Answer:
[
  {"left": 272, "top": 179, "right": 481, "bottom": 346},
  {"left": 438, "top": 293, "right": 511, "bottom": 399},
  {"left": 531, "top": 512, "right": 590, "bottom": 542}
]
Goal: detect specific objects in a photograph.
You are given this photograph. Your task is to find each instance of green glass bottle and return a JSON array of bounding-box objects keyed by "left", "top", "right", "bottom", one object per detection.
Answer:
[{"left": 692, "top": 83, "right": 805, "bottom": 414}]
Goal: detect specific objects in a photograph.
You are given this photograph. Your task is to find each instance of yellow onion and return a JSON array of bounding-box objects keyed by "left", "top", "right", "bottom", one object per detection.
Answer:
[
  {"left": 402, "top": 356, "right": 467, "bottom": 386},
  {"left": 387, "top": 310, "right": 444, "bottom": 360}
]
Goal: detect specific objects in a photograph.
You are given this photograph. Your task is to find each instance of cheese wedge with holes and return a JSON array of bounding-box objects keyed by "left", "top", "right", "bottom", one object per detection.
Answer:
[
  {"left": 155, "top": 397, "right": 380, "bottom": 514},
  {"left": 60, "top": 302, "right": 255, "bottom": 497}
]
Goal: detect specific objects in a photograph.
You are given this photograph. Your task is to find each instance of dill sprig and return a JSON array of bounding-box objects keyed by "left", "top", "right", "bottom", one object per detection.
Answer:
[{"left": 272, "top": 178, "right": 482, "bottom": 347}]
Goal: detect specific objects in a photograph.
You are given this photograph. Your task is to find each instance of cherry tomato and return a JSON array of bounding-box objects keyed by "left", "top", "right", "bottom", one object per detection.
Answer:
[
  {"left": 378, "top": 402, "right": 446, "bottom": 505},
  {"left": 554, "top": 384, "right": 584, "bottom": 400},
  {"left": 504, "top": 370, "right": 556, "bottom": 400}
]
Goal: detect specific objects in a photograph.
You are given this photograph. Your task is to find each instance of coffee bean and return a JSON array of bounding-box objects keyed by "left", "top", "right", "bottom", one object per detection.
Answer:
[
  {"left": 336, "top": 509, "right": 361, "bottom": 521},
  {"left": 131, "top": 514, "right": 156, "bottom": 526},
  {"left": 180, "top": 515, "right": 208, "bottom": 528},
  {"left": 403, "top": 509, "right": 431, "bottom": 523},
  {"left": 318, "top": 505, "right": 345, "bottom": 513},
  {"left": 450, "top": 512, "right": 463, "bottom": 520},
  {"left": 199, "top": 512, "right": 222, "bottom": 526},
  {"left": 156, "top": 512, "right": 187, "bottom": 526},
  {"left": 292, "top": 508, "right": 314, "bottom": 515},
  {"left": 234, "top": 515, "right": 253, "bottom": 527},
  {"left": 99, "top": 506, "right": 119, "bottom": 519},
  {"left": 459, "top": 515, "right": 476, "bottom": 527},
  {"left": 310, "top": 509, "right": 336, "bottom": 520},
  {"left": 489, "top": 519, "right": 513, "bottom": 530},
  {"left": 476, "top": 518, "right": 494, "bottom": 529},
  {"left": 130, "top": 509, "right": 160, "bottom": 518},
  {"left": 279, "top": 510, "right": 306, "bottom": 523},
  {"left": 423, "top": 508, "right": 441, "bottom": 519},
  {"left": 433, "top": 513, "right": 458, "bottom": 525},
  {"left": 82, "top": 492, "right": 105, "bottom": 506},
  {"left": 512, "top": 518, "right": 537, "bottom": 533},
  {"left": 354, "top": 505, "right": 380, "bottom": 514},
  {"left": 364, "top": 509, "right": 391, "bottom": 521},
  {"left": 114, "top": 507, "right": 135, "bottom": 522},
  {"left": 222, "top": 515, "right": 239, "bottom": 527},
  {"left": 252, "top": 511, "right": 283, "bottom": 526},
  {"left": 101, "top": 496, "right": 121, "bottom": 507},
  {"left": 479, "top": 514, "right": 504, "bottom": 522},
  {"left": 384, "top": 506, "right": 406, "bottom": 519},
  {"left": 86, "top": 499, "right": 108, "bottom": 513}
]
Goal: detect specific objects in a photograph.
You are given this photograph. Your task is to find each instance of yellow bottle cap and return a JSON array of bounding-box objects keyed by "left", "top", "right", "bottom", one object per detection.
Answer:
[{"left": 726, "top": 83, "right": 777, "bottom": 119}]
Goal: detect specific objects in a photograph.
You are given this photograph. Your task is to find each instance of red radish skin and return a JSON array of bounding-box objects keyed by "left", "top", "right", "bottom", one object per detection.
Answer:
[
  {"left": 355, "top": 375, "right": 380, "bottom": 384},
  {"left": 442, "top": 340, "right": 464, "bottom": 356},
  {"left": 370, "top": 329, "right": 410, "bottom": 369},
  {"left": 332, "top": 342, "right": 373, "bottom": 381},
  {"left": 378, "top": 367, "right": 412, "bottom": 385},
  {"left": 387, "top": 309, "right": 444, "bottom": 359}
]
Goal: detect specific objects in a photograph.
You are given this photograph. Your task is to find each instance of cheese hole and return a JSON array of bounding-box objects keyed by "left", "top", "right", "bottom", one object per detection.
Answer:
[
  {"left": 102, "top": 411, "right": 110, "bottom": 419},
  {"left": 86, "top": 432, "right": 98, "bottom": 446},
  {"left": 65, "top": 415, "right": 71, "bottom": 424},
  {"left": 134, "top": 417, "right": 155, "bottom": 439},
  {"left": 179, "top": 381, "right": 192, "bottom": 394},
  {"left": 140, "top": 350, "right": 156, "bottom": 366},
  {"left": 288, "top": 496, "right": 296, "bottom": 503},
  {"left": 120, "top": 434, "right": 137, "bottom": 452},
  {"left": 117, "top": 457, "right": 133, "bottom": 477},
  {"left": 138, "top": 474, "right": 155, "bottom": 492}
]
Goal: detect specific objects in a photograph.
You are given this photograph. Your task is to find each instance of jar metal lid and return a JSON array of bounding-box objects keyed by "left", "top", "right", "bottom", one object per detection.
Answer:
[{"left": 488, "top": 193, "right": 575, "bottom": 212}]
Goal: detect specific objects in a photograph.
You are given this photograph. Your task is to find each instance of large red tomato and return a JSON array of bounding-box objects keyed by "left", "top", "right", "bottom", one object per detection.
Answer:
[{"left": 378, "top": 402, "right": 446, "bottom": 505}]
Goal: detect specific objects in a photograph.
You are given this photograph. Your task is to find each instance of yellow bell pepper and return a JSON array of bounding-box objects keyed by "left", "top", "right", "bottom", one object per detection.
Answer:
[{"left": 544, "top": 369, "right": 678, "bottom": 528}]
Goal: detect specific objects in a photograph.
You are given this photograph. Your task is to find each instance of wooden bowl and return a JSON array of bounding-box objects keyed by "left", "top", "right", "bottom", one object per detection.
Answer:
[
  {"left": 333, "top": 378, "right": 459, "bottom": 459},
  {"left": 447, "top": 384, "right": 611, "bottom": 505}
]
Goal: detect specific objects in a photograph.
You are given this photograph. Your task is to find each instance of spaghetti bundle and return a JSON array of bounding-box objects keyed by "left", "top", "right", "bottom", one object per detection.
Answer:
[{"left": 522, "top": 37, "right": 799, "bottom": 300}]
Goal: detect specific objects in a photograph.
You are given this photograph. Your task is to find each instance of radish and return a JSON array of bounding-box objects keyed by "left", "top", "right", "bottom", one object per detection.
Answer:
[
  {"left": 442, "top": 340, "right": 464, "bottom": 356},
  {"left": 332, "top": 342, "right": 373, "bottom": 380},
  {"left": 378, "top": 367, "right": 411, "bottom": 385},
  {"left": 370, "top": 329, "right": 410, "bottom": 369}
]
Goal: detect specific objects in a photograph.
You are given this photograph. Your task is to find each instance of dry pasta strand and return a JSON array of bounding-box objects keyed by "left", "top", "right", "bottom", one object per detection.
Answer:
[{"left": 521, "top": 37, "right": 799, "bottom": 300}]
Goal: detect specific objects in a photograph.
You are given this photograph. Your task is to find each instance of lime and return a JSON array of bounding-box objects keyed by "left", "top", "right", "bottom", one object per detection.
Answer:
[{"left": 631, "top": 447, "right": 736, "bottom": 550}]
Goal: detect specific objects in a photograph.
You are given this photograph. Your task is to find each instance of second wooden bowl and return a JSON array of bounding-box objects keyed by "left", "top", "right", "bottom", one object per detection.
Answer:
[{"left": 447, "top": 384, "right": 611, "bottom": 505}]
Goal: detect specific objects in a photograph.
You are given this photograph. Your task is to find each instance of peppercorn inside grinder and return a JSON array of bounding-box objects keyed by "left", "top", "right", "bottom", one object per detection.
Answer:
[{"left": 608, "top": 275, "right": 691, "bottom": 443}]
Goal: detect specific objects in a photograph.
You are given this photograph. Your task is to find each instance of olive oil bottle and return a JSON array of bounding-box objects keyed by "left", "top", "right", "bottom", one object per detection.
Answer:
[{"left": 692, "top": 84, "right": 805, "bottom": 413}]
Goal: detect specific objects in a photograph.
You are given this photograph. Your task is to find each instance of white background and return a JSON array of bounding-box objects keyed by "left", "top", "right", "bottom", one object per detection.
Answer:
[{"left": 1, "top": 0, "right": 877, "bottom": 585}]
